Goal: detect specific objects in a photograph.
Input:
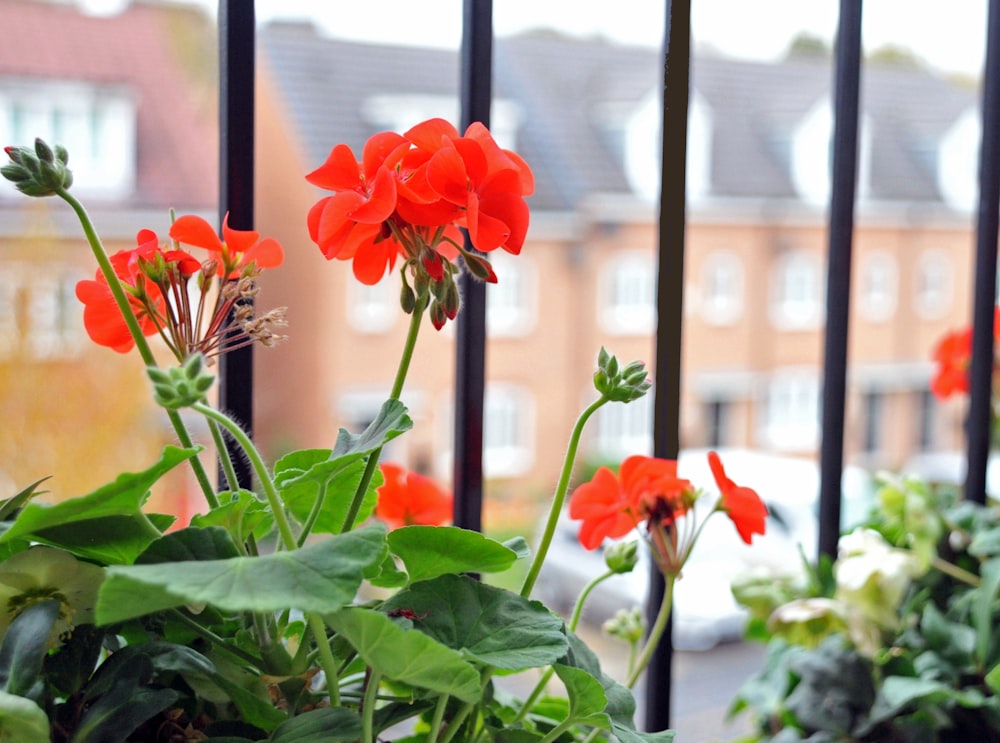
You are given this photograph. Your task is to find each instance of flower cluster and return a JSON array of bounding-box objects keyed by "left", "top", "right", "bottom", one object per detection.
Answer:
[
  {"left": 306, "top": 117, "right": 534, "bottom": 329},
  {"left": 375, "top": 462, "right": 453, "bottom": 529},
  {"left": 930, "top": 306, "right": 1000, "bottom": 400},
  {"left": 76, "top": 213, "right": 286, "bottom": 359},
  {"left": 569, "top": 451, "right": 768, "bottom": 574}
]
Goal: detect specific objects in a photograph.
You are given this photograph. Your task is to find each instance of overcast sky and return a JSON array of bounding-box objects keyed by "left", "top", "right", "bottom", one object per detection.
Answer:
[{"left": 233, "top": 0, "right": 988, "bottom": 77}]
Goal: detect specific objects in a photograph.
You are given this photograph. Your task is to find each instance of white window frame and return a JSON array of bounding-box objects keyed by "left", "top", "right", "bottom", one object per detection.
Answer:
[
  {"left": 770, "top": 250, "right": 823, "bottom": 330},
  {"left": 759, "top": 372, "right": 820, "bottom": 452},
  {"left": 599, "top": 250, "right": 656, "bottom": 335},
  {"left": 858, "top": 251, "right": 897, "bottom": 323},
  {"left": 913, "top": 249, "right": 953, "bottom": 320},
  {"left": 699, "top": 250, "right": 744, "bottom": 326},
  {"left": 0, "top": 79, "right": 136, "bottom": 199},
  {"left": 483, "top": 383, "right": 535, "bottom": 478},
  {"left": 487, "top": 251, "right": 535, "bottom": 337}
]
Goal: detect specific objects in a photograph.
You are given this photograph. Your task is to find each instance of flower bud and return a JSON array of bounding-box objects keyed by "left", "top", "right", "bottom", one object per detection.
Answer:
[
  {"left": 429, "top": 300, "right": 447, "bottom": 331},
  {"left": 602, "top": 607, "right": 645, "bottom": 645},
  {"left": 2, "top": 140, "right": 73, "bottom": 197},
  {"left": 604, "top": 540, "right": 639, "bottom": 574},
  {"left": 147, "top": 354, "right": 215, "bottom": 409},
  {"left": 462, "top": 251, "right": 498, "bottom": 283},
  {"left": 400, "top": 280, "right": 416, "bottom": 314},
  {"left": 594, "top": 347, "right": 652, "bottom": 403}
]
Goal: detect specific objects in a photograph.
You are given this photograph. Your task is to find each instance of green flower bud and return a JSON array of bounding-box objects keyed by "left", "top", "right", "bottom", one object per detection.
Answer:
[
  {"left": 3, "top": 140, "right": 73, "bottom": 197},
  {"left": 593, "top": 348, "right": 652, "bottom": 402},
  {"left": 400, "top": 280, "right": 416, "bottom": 314},
  {"left": 147, "top": 354, "right": 215, "bottom": 409},
  {"left": 604, "top": 540, "right": 639, "bottom": 574},
  {"left": 602, "top": 607, "right": 645, "bottom": 645}
]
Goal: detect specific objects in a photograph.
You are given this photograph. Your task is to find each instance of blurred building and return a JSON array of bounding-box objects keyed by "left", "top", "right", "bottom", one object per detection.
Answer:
[
  {"left": 0, "top": 2, "right": 983, "bottom": 525},
  {"left": 0, "top": 0, "right": 217, "bottom": 512},
  {"left": 255, "top": 21, "right": 980, "bottom": 518}
]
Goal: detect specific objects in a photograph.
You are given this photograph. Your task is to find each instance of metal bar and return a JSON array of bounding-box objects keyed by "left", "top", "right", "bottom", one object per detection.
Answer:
[
  {"left": 646, "top": 0, "right": 690, "bottom": 731},
  {"left": 817, "top": 0, "right": 863, "bottom": 560},
  {"left": 452, "top": 0, "right": 492, "bottom": 532},
  {"left": 217, "top": 0, "right": 255, "bottom": 490},
  {"left": 966, "top": 0, "right": 1000, "bottom": 505}
]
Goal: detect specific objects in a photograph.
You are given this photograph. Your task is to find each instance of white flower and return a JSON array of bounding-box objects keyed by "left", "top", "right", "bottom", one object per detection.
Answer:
[
  {"left": 0, "top": 546, "right": 104, "bottom": 642},
  {"left": 835, "top": 528, "right": 921, "bottom": 631}
]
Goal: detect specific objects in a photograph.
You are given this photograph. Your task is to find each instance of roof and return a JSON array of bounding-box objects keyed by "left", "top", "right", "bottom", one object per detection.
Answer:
[
  {"left": 260, "top": 21, "right": 980, "bottom": 211},
  {"left": 0, "top": 0, "right": 218, "bottom": 210}
]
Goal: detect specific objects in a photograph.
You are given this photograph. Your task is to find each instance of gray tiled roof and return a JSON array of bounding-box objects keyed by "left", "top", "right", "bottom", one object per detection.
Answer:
[{"left": 259, "top": 21, "right": 979, "bottom": 211}]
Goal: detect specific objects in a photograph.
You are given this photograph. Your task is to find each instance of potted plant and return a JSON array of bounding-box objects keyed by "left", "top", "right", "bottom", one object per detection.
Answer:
[{"left": 0, "top": 124, "right": 767, "bottom": 743}]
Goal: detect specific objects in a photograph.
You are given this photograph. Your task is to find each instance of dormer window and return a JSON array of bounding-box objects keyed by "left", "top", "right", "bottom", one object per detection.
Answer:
[
  {"left": 0, "top": 78, "right": 136, "bottom": 199},
  {"left": 790, "top": 97, "right": 871, "bottom": 206},
  {"left": 937, "top": 106, "right": 980, "bottom": 212}
]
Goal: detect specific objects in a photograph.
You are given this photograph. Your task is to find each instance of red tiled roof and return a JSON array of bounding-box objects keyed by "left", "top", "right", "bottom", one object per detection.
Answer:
[{"left": 0, "top": 0, "right": 218, "bottom": 209}]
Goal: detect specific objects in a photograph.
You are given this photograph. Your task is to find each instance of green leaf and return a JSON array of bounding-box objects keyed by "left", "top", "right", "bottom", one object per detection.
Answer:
[
  {"left": 0, "top": 691, "right": 50, "bottom": 743},
  {"left": 502, "top": 536, "right": 531, "bottom": 560},
  {"left": 0, "top": 600, "right": 59, "bottom": 697},
  {"left": 553, "top": 663, "right": 611, "bottom": 726},
  {"left": 610, "top": 723, "right": 677, "bottom": 743},
  {"left": 275, "top": 452, "right": 377, "bottom": 535},
  {"left": 0, "top": 477, "right": 50, "bottom": 521},
  {"left": 273, "top": 401, "right": 411, "bottom": 536},
  {"left": 331, "top": 399, "right": 412, "bottom": 457},
  {"left": 974, "top": 558, "right": 1000, "bottom": 664},
  {"left": 190, "top": 490, "right": 271, "bottom": 544},
  {"left": 135, "top": 526, "right": 242, "bottom": 564},
  {"left": 388, "top": 526, "right": 520, "bottom": 583},
  {"left": 269, "top": 707, "right": 362, "bottom": 742},
  {"left": 95, "top": 523, "right": 387, "bottom": 624},
  {"left": 71, "top": 653, "right": 181, "bottom": 743},
  {"left": 325, "top": 607, "right": 482, "bottom": 703},
  {"left": 0, "top": 446, "right": 199, "bottom": 564},
  {"left": 382, "top": 574, "right": 568, "bottom": 670}
]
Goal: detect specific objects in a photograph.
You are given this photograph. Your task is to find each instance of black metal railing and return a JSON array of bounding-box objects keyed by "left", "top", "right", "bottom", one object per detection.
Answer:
[{"left": 215, "top": 0, "right": 1000, "bottom": 732}]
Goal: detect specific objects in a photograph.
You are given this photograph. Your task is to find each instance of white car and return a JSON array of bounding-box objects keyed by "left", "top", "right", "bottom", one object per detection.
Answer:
[{"left": 533, "top": 449, "right": 876, "bottom": 651}]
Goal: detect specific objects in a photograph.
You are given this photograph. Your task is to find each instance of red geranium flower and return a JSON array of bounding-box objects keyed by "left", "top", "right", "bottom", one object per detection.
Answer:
[
  {"left": 930, "top": 328, "right": 972, "bottom": 399},
  {"left": 74, "top": 229, "right": 168, "bottom": 353},
  {"left": 707, "top": 450, "right": 768, "bottom": 544},
  {"left": 169, "top": 213, "right": 284, "bottom": 279},
  {"left": 376, "top": 462, "right": 453, "bottom": 529},
  {"left": 568, "top": 463, "right": 641, "bottom": 550}
]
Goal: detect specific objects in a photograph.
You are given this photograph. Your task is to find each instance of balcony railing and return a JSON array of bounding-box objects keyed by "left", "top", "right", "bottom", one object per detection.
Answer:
[{"left": 216, "top": 0, "right": 1000, "bottom": 731}]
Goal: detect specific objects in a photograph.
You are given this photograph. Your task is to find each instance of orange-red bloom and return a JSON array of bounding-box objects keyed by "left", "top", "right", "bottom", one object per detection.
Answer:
[
  {"left": 707, "top": 450, "right": 768, "bottom": 544},
  {"left": 376, "top": 463, "right": 453, "bottom": 529},
  {"left": 306, "top": 117, "right": 533, "bottom": 291},
  {"left": 169, "top": 212, "right": 284, "bottom": 278},
  {"left": 568, "top": 455, "right": 693, "bottom": 550},
  {"left": 74, "top": 229, "right": 170, "bottom": 353},
  {"left": 930, "top": 327, "right": 972, "bottom": 399}
]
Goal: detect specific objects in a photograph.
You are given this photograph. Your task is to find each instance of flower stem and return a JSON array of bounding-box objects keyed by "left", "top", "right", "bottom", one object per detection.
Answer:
[
  {"left": 513, "top": 569, "right": 617, "bottom": 725},
  {"left": 933, "top": 555, "right": 981, "bottom": 586},
  {"left": 626, "top": 573, "right": 675, "bottom": 689},
  {"left": 192, "top": 401, "right": 296, "bottom": 550},
  {"left": 429, "top": 692, "right": 449, "bottom": 739},
  {"left": 520, "top": 396, "right": 608, "bottom": 598},
  {"left": 340, "top": 299, "right": 426, "bottom": 534},
  {"left": 361, "top": 669, "right": 382, "bottom": 743},
  {"left": 57, "top": 188, "right": 217, "bottom": 508}
]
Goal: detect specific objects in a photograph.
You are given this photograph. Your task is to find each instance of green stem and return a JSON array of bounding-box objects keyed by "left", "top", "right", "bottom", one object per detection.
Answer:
[
  {"left": 340, "top": 299, "right": 426, "bottom": 533},
  {"left": 192, "top": 401, "right": 297, "bottom": 551},
  {"left": 626, "top": 573, "right": 675, "bottom": 689},
  {"left": 933, "top": 555, "right": 982, "bottom": 586},
  {"left": 208, "top": 415, "right": 240, "bottom": 494},
  {"left": 307, "top": 612, "right": 341, "bottom": 706},
  {"left": 429, "top": 692, "right": 449, "bottom": 739},
  {"left": 297, "top": 480, "right": 329, "bottom": 547},
  {"left": 520, "top": 396, "right": 609, "bottom": 598},
  {"left": 167, "top": 609, "right": 262, "bottom": 667},
  {"left": 57, "top": 188, "right": 217, "bottom": 507},
  {"left": 361, "top": 670, "right": 381, "bottom": 742},
  {"left": 537, "top": 719, "right": 576, "bottom": 743},
  {"left": 514, "top": 569, "right": 617, "bottom": 725}
]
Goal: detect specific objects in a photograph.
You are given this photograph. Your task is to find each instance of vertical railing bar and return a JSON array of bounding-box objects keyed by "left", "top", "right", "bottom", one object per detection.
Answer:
[
  {"left": 452, "top": 0, "right": 493, "bottom": 532},
  {"left": 216, "top": 0, "right": 256, "bottom": 490},
  {"left": 965, "top": 0, "right": 1000, "bottom": 506},
  {"left": 817, "top": 0, "right": 863, "bottom": 560},
  {"left": 646, "top": 0, "right": 690, "bottom": 731}
]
